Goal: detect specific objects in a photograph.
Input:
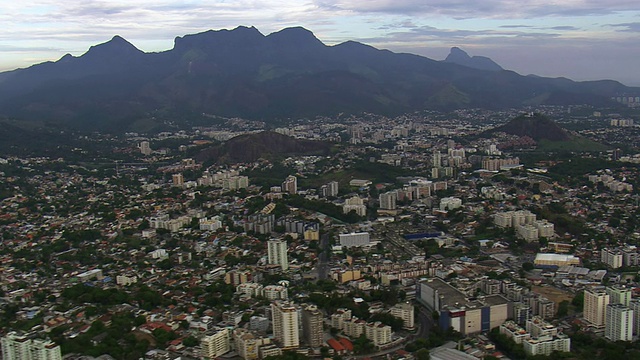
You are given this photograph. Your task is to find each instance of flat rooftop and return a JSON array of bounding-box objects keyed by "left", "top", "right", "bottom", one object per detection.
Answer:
[{"left": 421, "top": 278, "right": 467, "bottom": 308}]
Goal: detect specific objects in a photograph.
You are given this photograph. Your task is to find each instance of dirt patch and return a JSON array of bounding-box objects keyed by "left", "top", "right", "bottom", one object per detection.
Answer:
[
  {"left": 532, "top": 285, "right": 574, "bottom": 305},
  {"left": 133, "top": 329, "right": 157, "bottom": 348}
]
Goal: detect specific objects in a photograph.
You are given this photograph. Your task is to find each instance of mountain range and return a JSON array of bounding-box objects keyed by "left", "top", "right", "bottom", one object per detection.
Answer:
[{"left": 0, "top": 26, "right": 636, "bottom": 132}]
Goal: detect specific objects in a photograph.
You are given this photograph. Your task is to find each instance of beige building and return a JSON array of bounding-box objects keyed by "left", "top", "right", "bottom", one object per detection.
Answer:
[
  {"left": 390, "top": 302, "right": 415, "bottom": 330},
  {"left": 584, "top": 288, "right": 610, "bottom": 328},
  {"left": 201, "top": 327, "right": 232, "bottom": 358},
  {"left": 271, "top": 301, "right": 299, "bottom": 349},
  {"left": 534, "top": 253, "right": 580, "bottom": 267},
  {"left": 365, "top": 322, "right": 392, "bottom": 346},
  {"left": 233, "top": 328, "right": 272, "bottom": 360}
]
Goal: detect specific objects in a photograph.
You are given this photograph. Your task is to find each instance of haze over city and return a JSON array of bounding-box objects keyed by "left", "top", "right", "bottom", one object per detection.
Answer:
[{"left": 1, "top": 0, "right": 640, "bottom": 85}]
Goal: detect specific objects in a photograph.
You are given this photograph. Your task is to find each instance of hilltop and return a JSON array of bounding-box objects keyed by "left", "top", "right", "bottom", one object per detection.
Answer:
[
  {"left": 492, "top": 113, "right": 571, "bottom": 142},
  {"left": 195, "top": 131, "right": 331, "bottom": 164}
]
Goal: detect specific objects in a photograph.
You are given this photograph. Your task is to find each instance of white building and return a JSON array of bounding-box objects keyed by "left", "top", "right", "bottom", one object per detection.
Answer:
[
  {"left": 601, "top": 248, "right": 624, "bottom": 269},
  {"left": 584, "top": 288, "right": 610, "bottom": 328},
  {"left": 605, "top": 304, "right": 633, "bottom": 341},
  {"left": 535, "top": 220, "right": 555, "bottom": 238},
  {"left": 379, "top": 191, "right": 397, "bottom": 210},
  {"left": 522, "top": 334, "right": 570, "bottom": 356},
  {"left": 499, "top": 321, "right": 530, "bottom": 344},
  {"left": 365, "top": 322, "right": 392, "bottom": 346},
  {"left": 1, "top": 332, "right": 61, "bottom": 360},
  {"left": 526, "top": 317, "right": 558, "bottom": 338},
  {"left": 629, "top": 299, "right": 640, "bottom": 336},
  {"left": 516, "top": 224, "right": 539, "bottom": 242},
  {"left": 139, "top": 141, "right": 152, "bottom": 155},
  {"left": 390, "top": 302, "right": 415, "bottom": 330},
  {"left": 236, "top": 283, "right": 264, "bottom": 298},
  {"left": 199, "top": 216, "right": 223, "bottom": 231},
  {"left": 607, "top": 285, "right": 632, "bottom": 306},
  {"left": 263, "top": 285, "right": 288, "bottom": 301},
  {"left": 282, "top": 175, "right": 297, "bottom": 194},
  {"left": 439, "top": 197, "right": 462, "bottom": 211},
  {"left": 339, "top": 232, "right": 370, "bottom": 247},
  {"left": 267, "top": 239, "right": 289, "bottom": 271},
  {"left": 116, "top": 274, "right": 138, "bottom": 286},
  {"left": 343, "top": 196, "right": 367, "bottom": 217},
  {"left": 271, "top": 301, "right": 299, "bottom": 349},
  {"left": 201, "top": 328, "right": 232, "bottom": 358}
]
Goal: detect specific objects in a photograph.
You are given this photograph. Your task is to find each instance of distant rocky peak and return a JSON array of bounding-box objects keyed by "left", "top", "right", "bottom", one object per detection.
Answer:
[
  {"left": 444, "top": 46, "right": 503, "bottom": 72},
  {"left": 447, "top": 47, "right": 471, "bottom": 61},
  {"left": 82, "top": 35, "right": 143, "bottom": 58},
  {"left": 266, "top": 26, "right": 325, "bottom": 46}
]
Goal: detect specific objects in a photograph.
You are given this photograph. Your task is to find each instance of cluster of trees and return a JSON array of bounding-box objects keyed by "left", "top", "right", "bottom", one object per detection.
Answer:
[
  {"left": 62, "top": 283, "right": 169, "bottom": 311},
  {"left": 52, "top": 312, "right": 149, "bottom": 360},
  {"left": 285, "top": 195, "right": 362, "bottom": 223}
]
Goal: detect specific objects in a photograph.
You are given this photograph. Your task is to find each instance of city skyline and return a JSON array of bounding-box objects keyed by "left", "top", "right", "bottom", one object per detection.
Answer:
[{"left": 1, "top": 1, "right": 640, "bottom": 86}]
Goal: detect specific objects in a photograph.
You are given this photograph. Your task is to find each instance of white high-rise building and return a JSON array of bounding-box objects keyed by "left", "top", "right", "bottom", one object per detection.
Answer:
[
  {"left": 584, "top": 288, "right": 610, "bottom": 328},
  {"left": 282, "top": 175, "right": 297, "bottom": 194},
  {"left": 1, "top": 332, "right": 61, "bottom": 360},
  {"left": 267, "top": 239, "right": 289, "bottom": 271},
  {"left": 605, "top": 304, "right": 633, "bottom": 341},
  {"left": 629, "top": 299, "right": 640, "bottom": 336},
  {"left": 606, "top": 285, "right": 632, "bottom": 306},
  {"left": 139, "top": 141, "right": 152, "bottom": 155},
  {"left": 201, "top": 328, "right": 232, "bottom": 358},
  {"left": 271, "top": 300, "right": 299, "bottom": 349},
  {"left": 327, "top": 181, "right": 339, "bottom": 197},
  {"left": 379, "top": 191, "right": 397, "bottom": 210}
]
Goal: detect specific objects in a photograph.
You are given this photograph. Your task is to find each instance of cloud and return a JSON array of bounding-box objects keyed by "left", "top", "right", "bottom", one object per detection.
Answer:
[
  {"left": 548, "top": 25, "right": 580, "bottom": 30},
  {"left": 314, "top": 0, "right": 640, "bottom": 19},
  {"left": 500, "top": 24, "right": 533, "bottom": 28},
  {"left": 609, "top": 22, "right": 640, "bottom": 32}
]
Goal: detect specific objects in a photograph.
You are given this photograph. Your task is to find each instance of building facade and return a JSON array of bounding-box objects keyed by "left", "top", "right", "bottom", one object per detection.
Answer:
[
  {"left": 271, "top": 301, "right": 299, "bottom": 349},
  {"left": 605, "top": 304, "right": 633, "bottom": 341},
  {"left": 267, "top": 239, "right": 289, "bottom": 271},
  {"left": 1, "top": 333, "right": 61, "bottom": 360},
  {"left": 584, "top": 288, "right": 610, "bottom": 328}
]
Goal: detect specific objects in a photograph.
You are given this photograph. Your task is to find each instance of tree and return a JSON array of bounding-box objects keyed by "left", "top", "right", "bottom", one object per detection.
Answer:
[
  {"left": 522, "top": 262, "right": 534, "bottom": 272},
  {"left": 415, "top": 348, "right": 430, "bottom": 360},
  {"left": 572, "top": 292, "right": 584, "bottom": 309},
  {"left": 183, "top": 336, "right": 199, "bottom": 347},
  {"left": 557, "top": 300, "right": 570, "bottom": 317}
]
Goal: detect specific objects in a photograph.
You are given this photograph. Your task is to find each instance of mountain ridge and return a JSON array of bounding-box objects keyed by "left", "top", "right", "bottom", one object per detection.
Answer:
[{"left": 0, "top": 26, "right": 636, "bottom": 132}]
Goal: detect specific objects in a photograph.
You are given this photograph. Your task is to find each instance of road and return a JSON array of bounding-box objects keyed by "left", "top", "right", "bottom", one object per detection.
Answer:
[
  {"left": 316, "top": 232, "right": 330, "bottom": 280},
  {"left": 416, "top": 306, "right": 434, "bottom": 340}
]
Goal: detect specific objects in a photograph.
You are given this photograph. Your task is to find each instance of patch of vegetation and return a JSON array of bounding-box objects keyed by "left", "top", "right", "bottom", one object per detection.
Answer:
[{"left": 537, "top": 137, "right": 609, "bottom": 152}]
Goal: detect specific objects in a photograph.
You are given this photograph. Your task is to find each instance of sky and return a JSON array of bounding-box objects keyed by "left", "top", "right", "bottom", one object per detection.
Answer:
[{"left": 1, "top": 1, "right": 640, "bottom": 86}]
